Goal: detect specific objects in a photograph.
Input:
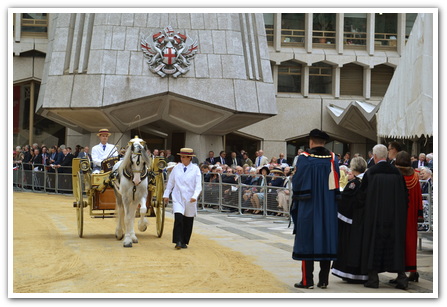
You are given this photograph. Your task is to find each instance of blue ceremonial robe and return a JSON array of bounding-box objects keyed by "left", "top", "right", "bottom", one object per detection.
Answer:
[{"left": 291, "top": 147, "right": 340, "bottom": 261}]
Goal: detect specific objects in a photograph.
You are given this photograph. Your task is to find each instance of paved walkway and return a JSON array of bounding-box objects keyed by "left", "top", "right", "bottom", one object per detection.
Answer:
[{"left": 173, "top": 207, "right": 435, "bottom": 297}]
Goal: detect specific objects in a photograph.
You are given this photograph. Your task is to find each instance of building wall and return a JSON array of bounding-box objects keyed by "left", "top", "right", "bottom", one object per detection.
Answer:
[{"left": 13, "top": 12, "right": 422, "bottom": 160}]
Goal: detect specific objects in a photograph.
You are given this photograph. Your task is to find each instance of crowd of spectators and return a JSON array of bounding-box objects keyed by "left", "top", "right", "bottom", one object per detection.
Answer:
[{"left": 13, "top": 141, "right": 434, "bottom": 221}]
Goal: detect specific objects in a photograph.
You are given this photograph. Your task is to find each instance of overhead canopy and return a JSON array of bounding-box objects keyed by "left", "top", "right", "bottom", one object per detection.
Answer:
[
  {"left": 377, "top": 13, "right": 434, "bottom": 139},
  {"left": 327, "top": 100, "right": 381, "bottom": 141}
]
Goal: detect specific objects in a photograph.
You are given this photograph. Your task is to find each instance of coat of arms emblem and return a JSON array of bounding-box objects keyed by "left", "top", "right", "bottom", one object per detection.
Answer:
[{"left": 140, "top": 26, "right": 199, "bottom": 78}]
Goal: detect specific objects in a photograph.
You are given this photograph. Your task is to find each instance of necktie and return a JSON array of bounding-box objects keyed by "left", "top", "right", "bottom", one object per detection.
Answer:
[
  {"left": 103, "top": 144, "right": 106, "bottom": 151},
  {"left": 184, "top": 167, "right": 187, "bottom": 172}
]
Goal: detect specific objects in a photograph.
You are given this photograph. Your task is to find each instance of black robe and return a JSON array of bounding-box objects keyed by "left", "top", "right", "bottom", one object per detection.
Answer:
[
  {"left": 352, "top": 161, "right": 408, "bottom": 274},
  {"left": 331, "top": 177, "right": 368, "bottom": 282}
]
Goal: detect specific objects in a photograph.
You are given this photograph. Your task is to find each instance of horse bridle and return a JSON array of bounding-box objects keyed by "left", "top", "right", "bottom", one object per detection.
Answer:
[{"left": 122, "top": 142, "right": 148, "bottom": 200}]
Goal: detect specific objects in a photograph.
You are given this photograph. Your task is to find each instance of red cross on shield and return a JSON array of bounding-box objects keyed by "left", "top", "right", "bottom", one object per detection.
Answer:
[{"left": 163, "top": 47, "right": 177, "bottom": 65}]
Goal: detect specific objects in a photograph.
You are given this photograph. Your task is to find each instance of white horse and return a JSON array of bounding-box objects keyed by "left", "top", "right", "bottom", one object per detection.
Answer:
[{"left": 112, "top": 136, "right": 152, "bottom": 247}]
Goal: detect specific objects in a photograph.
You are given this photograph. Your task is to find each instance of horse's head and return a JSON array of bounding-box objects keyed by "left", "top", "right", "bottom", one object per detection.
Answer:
[
  {"left": 121, "top": 136, "right": 151, "bottom": 186},
  {"left": 128, "top": 136, "right": 146, "bottom": 155}
]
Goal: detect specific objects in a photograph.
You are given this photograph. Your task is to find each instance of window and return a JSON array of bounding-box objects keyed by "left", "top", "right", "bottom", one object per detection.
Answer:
[
  {"left": 405, "top": 13, "right": 418, "bottom": 40},
  {"left": 344, "top": 13, "right": 367, "bottom": 47},
  {"left": 20, "top": 13, "right": 48, "bottom": 37},
  {"left": 309, "top": 62, "right": 333, "bottom": 94},
  {"left": 374, "top": 13, "right": 398, "bottom": 48},
  {"left": 371, "top": 64, "right": 394, "bottom": 96},
  {"left": 278, "top": 61, "right": 302, "bottom": 93},
  {"left": 312, "top": 13, "right": 336, "bottom": 46},
  {"left": 340, "top": 63, "right": 364, "bottom": 96},
  {"left": 264, "top": 13, "right": 274, "bottom": 45},
  {"left": 281, "top": 13, "right": 305, "bottom": 45}
]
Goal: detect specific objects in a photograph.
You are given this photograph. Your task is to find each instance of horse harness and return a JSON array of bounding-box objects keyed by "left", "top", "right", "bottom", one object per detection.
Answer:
[{"left": 115, "top": 151, "right": 149, "bottom": 201}]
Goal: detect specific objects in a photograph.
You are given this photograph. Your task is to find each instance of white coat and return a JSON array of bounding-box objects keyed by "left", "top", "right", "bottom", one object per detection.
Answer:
[
  {"left": 163, "top": 162, "right": 202, "bottom": 217},
  {"left": 91, "top": 143, "right": 118, "bottom": 168}
]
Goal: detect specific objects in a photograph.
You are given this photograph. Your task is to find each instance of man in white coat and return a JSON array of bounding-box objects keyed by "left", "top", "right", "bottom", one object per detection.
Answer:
[
  {"left": 91, "top": 128, "right": 118, "bottom": 173},
  {"left": 163, "top": 148, "right": 202, "bottom": 249}
]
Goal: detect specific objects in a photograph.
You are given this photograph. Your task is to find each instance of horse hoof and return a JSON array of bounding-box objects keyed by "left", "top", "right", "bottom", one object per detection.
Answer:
[
  {"left": 123, "top": 242, "right": 132, "bottom": 248},
  {"left": 138, "top": 225, "right": 147, "bottom": 232},
  {"left": 115, "top": 234, "right": 124, "bottom": 240}
]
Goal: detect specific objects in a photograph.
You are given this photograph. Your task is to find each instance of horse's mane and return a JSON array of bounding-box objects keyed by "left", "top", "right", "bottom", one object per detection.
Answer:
[{"left": 118, "top": 141, "right": 152, "bottom": 175}]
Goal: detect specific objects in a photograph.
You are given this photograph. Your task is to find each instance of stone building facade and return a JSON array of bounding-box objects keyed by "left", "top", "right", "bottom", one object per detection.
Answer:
[{"left": 13, "top": 11, "right": 431, "bottom": 162}]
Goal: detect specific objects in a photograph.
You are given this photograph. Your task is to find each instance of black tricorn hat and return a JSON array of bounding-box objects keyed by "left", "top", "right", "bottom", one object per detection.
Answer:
[{"left": 309, "top": 129, "right": 329, "bottom": 140}]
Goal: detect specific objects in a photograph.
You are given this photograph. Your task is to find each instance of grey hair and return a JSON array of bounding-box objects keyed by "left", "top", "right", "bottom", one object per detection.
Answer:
[
  {"left": 426, "top": 153, "right": 433, "bottom": 161},
  {"left": 373, "top": 144, "right": 388, "bottom": 160},
  {"left": 349, "top": 157, "right": 367, "bottom": 174},
  {"left": 420, "top": 166, "right": 432, "bottom": 176}
]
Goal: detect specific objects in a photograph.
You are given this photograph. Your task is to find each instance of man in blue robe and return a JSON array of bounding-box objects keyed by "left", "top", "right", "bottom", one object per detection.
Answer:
[{"left": 291, "top": 129, "right": 340, "bottom": 289}]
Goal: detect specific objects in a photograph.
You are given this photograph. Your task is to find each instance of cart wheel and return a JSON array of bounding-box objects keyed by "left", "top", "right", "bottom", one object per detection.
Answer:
[
  {"left": 77, "top": 171, "right": 85, "bottom": 238},
  {"left": 155, "top": 173, "right": 165, "bottom": 238},
  {"left": 155, "top": 199, "right": 165, "bottom": 238}
]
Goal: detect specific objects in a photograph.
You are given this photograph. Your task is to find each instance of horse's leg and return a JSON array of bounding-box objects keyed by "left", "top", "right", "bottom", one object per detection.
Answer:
[
  {"left": 138, "top": 192, "right": 149, "bottom": 232},
  {"left": 114, "top": 192, "right": 125, "bottom": 240},
  {"left": 122, "top": 193, "right": 138, "bottom": 247}
]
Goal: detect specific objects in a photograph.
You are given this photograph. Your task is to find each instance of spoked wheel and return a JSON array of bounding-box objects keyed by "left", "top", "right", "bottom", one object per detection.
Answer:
[
  {"left": 77, "top": 171, "right": 85, "bottom": 238},
  {"left": 155, "top": 199, "right": 165, "bottom": 238},
  {"left": 154, "top": 173, "right": 165, "bottom": 238}
]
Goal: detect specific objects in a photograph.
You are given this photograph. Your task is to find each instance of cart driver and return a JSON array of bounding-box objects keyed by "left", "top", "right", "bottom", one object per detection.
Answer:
[{"left": 91, "top": 128, "right": 118, "bottom": 173}]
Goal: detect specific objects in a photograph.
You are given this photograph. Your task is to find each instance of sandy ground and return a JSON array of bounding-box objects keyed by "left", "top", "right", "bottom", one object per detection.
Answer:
[{"left": 12, "top": 191, "right": 289, "bottom": 295}]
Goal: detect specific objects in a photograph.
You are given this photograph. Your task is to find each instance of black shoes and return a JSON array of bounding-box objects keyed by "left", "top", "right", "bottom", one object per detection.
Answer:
[
  {"left": 409, "top": 272, "right": 419, "bottom": 282},
  {"left": 317, "top": 282, "right": 327, "bottom": 289},
  {"left": 294, "top": 282, "right": 314, "bottom": 289},
  {"left": 175, "top": 242, "right": 188, "bottom": 249}
]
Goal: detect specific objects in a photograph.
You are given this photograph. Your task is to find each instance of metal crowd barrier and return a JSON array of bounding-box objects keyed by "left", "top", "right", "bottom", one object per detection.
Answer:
[
  {"left": 199, "top": 172, "right": 292, "bottom": 218},
  {"left": 418, "top": 179, "right": 433, "bottom": 250},
  {"left": 13, "top": 163, "right": 73, "bottom": 194},
  {"left": 13, "top": 164, "right": 433, "bottom": 233}
]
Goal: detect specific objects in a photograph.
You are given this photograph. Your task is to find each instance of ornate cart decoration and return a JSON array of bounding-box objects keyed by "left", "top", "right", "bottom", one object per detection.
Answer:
[{"left": 140, "top": 25, "right": 199, "bottom": 78}]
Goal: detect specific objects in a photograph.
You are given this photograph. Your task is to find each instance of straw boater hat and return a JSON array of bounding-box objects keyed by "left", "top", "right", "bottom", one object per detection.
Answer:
[
  {"left": 270, "top": 167, "right": 285, "bottom": 175},
  {"left": 97, "top": 128, "right": 111, "bottom": 136},
  {"left": 177, "top": 148, "right": 196, "bottom": 157}
]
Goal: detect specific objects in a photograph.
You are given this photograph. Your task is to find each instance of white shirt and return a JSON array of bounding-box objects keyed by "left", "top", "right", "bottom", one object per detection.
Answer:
[
  {"left": 163, "top": 162, "right": 202, "bottom": 217},
  {"left": 91, "top": 143, "right": 118, "bottom": 167}
]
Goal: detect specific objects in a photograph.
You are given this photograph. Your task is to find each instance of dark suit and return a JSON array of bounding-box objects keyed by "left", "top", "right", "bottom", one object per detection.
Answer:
[
  {"left": 412, "top": 160, "right": 427, "bottom": 169},
  {"left": 59, "top": 153, "right": 74, "bottom": 173},
  {"left": 31, "top": 154, "right": 43, "bottom": 171},
  {"left": 205, "top": 157, "right": 217, "bottom": 165},
  {"left": 217, "top": 156, "right": 227, "bottom": 165},
  {"left": 367, "top": 157, "right": 375, "bottom": 168},
  {"left": 229, "top": 156, "right": 242, "bottom": 167},
  {"left": 278, "top": 158, "right": 287, "bottom": 165}
]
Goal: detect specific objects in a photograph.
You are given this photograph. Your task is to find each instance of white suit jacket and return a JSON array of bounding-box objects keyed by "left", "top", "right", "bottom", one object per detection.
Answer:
[
  {"left": 163, "top": 162, "right": 202, "bottom": 217},
  {"left": 91, "top": 143, "right": 118, "bottom": 167}
]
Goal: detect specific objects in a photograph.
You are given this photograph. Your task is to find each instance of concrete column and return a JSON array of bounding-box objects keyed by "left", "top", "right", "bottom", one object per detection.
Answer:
[
  {"left": 305, "top": 13, "right": 313, "bottom": 54},
  {"left": 303, "top": 65, "right": 309, "bottom": 98},
  {"left": 274, "top": 13, "right": 282, "bottom": 52},
  {"left": 367, "top": 13, "right": 375, "bottom": 56},
  {"left": 363, "top": 66, "right": 371, "bottom": 99},
  {"left": 28, "top": 81, "right": 35, "bottom": 146},
  {"left": 272, "top": 63, "right": 278, "bottom": 94},
  {"left": 14, "top": 13, "right": 21, "bottom": 43},
  {"left": 397, "top": 13, "right": 406, "bottom": 56},
  {"left": 336, "top": 13, "right": 344, "bottom": 54},
  {"left": 333, "top": 65, "right": 341, "bottom": 98},
  {"left": 411, "top": 138, "right": 419, "bottom": 156},
  {"left": 185, "top": 132, "right": 223, "bottom": 164}
]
